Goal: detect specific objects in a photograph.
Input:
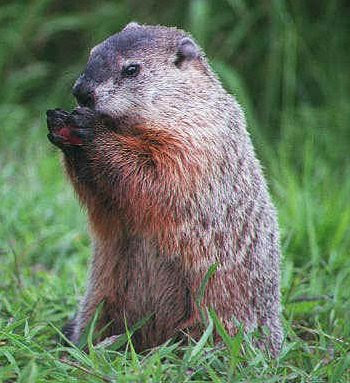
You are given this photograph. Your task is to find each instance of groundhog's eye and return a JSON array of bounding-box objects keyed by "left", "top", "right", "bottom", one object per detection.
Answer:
[{"left": 122, "top": 63, "right": 141, "bottom": 77}]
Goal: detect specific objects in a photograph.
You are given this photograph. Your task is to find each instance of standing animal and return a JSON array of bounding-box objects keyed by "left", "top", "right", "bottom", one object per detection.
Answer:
[{"left": 47, "top": 22, "right": 283, "bottom": 355}]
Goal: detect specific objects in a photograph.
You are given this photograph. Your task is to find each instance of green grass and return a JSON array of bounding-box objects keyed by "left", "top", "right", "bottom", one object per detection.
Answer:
[{"left": 1, "top": 0, "right": 350, "bottom": 381}]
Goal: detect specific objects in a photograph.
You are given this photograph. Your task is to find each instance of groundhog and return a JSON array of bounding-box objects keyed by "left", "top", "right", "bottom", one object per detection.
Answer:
[{"left": 46, "top": 22, "right": 283, "bottom": 355}]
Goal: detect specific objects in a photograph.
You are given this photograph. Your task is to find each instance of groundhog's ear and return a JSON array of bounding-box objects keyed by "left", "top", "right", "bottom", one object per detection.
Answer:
[{"left": 175, "top": 37, "right": 200, "bottom": 68}]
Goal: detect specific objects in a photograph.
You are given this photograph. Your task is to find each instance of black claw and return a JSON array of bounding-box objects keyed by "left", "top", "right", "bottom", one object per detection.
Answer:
[
  {"left": 47, "top": 133, "right": 70, "bottom": 149},
  {"left": 46, "top": 107, "right": 96, "bottom": 150},
  {"left": 69, "top": 107, "right": 97, "bottom": 128},
  {"left": 71, "top": 128, "right": 94, "bottom": 140},
  {"left": 46, "top": 107, "right": 97, "bottom": 131},
  {"left": 47, "top": 109, "right": 70, "bottom": 131},
  {"left": 47, "top": 132, "right": 62, "bottom": 145}
]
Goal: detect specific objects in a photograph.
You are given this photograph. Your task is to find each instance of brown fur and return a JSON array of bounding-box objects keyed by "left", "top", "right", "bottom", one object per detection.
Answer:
[{"left": 47, "top": 22, "right": 283, "bottom": 355}]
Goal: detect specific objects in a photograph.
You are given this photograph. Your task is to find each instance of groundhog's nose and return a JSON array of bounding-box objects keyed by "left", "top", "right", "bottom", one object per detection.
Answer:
[{"left": 72, "top": 77, "right": 95, "bottom": 108}]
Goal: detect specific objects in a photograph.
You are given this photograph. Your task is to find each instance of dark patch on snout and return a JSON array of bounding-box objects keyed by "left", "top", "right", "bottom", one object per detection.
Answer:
[
  {"left": 73, "top": 50, "right": 112, "bottom": 107},
  {"left": 72, "top": 77, "right": 95, "bottom": 108},
  {"left": 73, "top": 25, "right": 183, "bottom": 107},
  {"left": 84, "top": 53, "right": 112, "bottom": 83},
  {"left": 80, "top": 26, "right": 162, "bottom": 82},
  {"left": 77, "top": 28, "right": 157, "bottom": 87},
  {"left": 105, "top": 28, "right": 159, "bottom": 55}
]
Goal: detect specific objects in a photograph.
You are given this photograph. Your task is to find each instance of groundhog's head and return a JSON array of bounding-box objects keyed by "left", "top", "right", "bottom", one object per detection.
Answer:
[{"left": 72, "top": 23, "right": 218, "bottom": 122}]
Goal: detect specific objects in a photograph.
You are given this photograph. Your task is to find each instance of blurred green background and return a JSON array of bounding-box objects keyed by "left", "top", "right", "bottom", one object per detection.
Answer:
[{"left": 0, "top": 0, "right": 350, "bottom": 380}]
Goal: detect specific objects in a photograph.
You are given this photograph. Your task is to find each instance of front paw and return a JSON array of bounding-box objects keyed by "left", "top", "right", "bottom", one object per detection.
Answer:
[{"left": 46, "top": 107, "right": 95, "bottom": 148}]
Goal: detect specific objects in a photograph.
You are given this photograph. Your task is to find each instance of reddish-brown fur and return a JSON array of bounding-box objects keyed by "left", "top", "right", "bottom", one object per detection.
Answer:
[{"left": 58, "top": 120, "right": 207, "bottom": 350}]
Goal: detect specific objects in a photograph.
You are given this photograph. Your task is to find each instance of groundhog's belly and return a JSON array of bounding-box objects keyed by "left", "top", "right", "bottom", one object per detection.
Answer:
[{"left": 104, "top": 241, "right": 192, "bottom": 350}]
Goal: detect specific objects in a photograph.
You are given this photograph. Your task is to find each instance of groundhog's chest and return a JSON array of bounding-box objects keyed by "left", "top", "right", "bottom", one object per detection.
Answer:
[{"left": 102, "top": 239, "right": 191, "bottom": 335}]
